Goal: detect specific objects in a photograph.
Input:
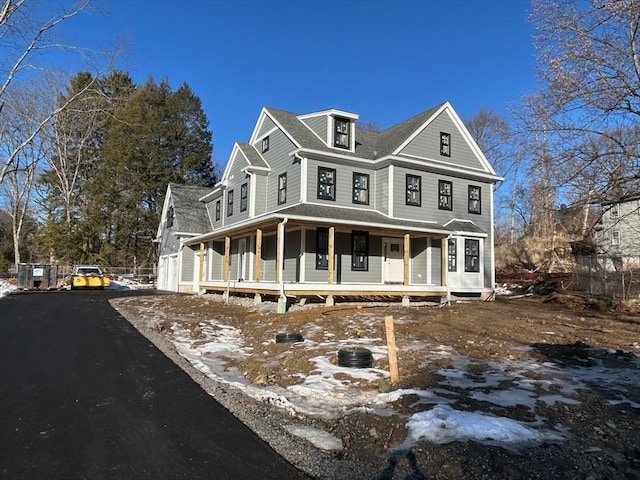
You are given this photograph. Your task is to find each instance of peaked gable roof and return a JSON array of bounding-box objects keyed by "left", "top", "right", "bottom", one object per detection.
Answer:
[{"left": 167, "top": 183, "right": 211, "bottom": 234}]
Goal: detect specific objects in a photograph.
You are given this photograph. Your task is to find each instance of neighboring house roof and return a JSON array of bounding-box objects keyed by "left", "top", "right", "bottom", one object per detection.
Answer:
[{"left": 169, "top": 183, "right": 211, "bottom": 234}]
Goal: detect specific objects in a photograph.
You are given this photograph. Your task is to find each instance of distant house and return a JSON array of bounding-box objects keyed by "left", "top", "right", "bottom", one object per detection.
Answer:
[
  {"left": 595, "top": 194, "right": 640, "bottom": 269},
  {"left": 155, "top": 102, "right": 502, "bottom": 308}
]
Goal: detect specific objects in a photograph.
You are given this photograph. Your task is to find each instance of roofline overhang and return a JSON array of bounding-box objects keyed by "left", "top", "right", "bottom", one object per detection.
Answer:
[{"left": 182, "top": 211, "right": 487, "bottom": 246}]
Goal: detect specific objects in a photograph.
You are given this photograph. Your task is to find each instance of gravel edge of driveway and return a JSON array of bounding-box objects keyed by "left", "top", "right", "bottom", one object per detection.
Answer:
[{"left": 110, "top": 298, "right": 386, "bottom": 480}]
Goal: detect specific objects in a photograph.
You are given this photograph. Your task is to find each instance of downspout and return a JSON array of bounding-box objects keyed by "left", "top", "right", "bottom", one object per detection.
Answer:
[
  {"left": 278, "top": 218, "right": 288, "bottom": 312},
  {"left": 444, "top": 234, "right": 452, "bottom": 305}
]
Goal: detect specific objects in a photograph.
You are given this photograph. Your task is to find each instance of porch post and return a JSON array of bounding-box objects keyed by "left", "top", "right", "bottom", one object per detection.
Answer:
[
  {"left": 403, "top": 234, "right": 410, "bottom": 286},
  {"left": 441, "top": 237, "right": 448, "bottom": 287},
  {"left": 223, "top": 236, "right": 230, "bottom": 282},
  {"left": 328, "top": 226, "right": 335, "bottom": 284},
  {"left": 254, "top": 228, "right": 262, "bottom": 282}
]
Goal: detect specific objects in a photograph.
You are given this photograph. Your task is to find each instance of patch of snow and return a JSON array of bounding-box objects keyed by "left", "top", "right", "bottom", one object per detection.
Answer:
[
  {"left": 0, "top": 278, "right": 16, "bottom": 298},
  {"left": 283, "top": 425, "right": 343, "bottom": 451}
]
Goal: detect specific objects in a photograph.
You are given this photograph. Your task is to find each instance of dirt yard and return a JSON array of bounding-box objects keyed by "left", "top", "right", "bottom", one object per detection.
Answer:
[{"left": 116, "top": 291, "right": 640, "bottom": 479}]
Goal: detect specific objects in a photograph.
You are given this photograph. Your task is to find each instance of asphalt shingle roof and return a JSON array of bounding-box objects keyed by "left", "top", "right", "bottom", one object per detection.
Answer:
[{"left": 169, "top": 183, "right": 211, "bottom": 234}]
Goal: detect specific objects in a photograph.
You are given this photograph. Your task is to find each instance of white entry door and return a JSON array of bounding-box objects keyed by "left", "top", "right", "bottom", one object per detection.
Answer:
[{"left": 384, "top": 238, "right": 403, "bottom": 283}]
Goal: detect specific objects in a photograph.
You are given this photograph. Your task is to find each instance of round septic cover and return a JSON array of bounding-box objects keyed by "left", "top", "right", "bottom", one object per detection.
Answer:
[
  {"left": 338, "top": 347, "right": 373, "bottom": 368},
  {"left": 275, "top": 332, "right": 304, "bottom": 343}
]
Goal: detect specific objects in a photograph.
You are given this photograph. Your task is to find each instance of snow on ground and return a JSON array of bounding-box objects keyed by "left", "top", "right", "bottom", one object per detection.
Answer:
[
  {"left": 133, "top": 298, "right": 640, "bottom": 453},
  {"left": 0, "top": 278, "right": 15, "bottom": 298}
]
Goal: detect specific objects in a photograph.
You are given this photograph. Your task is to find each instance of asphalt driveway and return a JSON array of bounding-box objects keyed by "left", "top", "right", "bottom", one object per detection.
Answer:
[{"left": 0, "top": 289, "right": 310, "bottom": 479}]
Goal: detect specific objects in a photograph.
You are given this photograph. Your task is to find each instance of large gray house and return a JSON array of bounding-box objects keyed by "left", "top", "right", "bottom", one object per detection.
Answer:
[{"left": 155, "top": 102, "right": 502, "bottom": 308}]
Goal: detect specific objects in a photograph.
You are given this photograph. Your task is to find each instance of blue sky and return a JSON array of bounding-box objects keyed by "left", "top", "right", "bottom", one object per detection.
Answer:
[{"left": 61, "top": 0, "right": 537, "bottom": 167}]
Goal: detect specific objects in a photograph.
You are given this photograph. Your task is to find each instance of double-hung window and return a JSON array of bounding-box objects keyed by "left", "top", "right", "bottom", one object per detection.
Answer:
[
  {"left": 468, "top": 185, "right": 481, "bottom": 214},
  {"left": 278, "top": 173, "right": 287, "bottom": 205},
  {"left": 318, "top": 167, "right": 336, "bottom": 200},
  {"left": 406, "top": 174, "right": 421, "bottom": 206},
  {"left": 316, "top": 228, "right": 329, "bottom": 269},
  {"left": 464, "top": 239, "right": 480, "bottom": 272},
  {"left": 353, "top": 172, "right": 369, "bottom": 204},
  {"left": 352, "top": 231, "right": 368, "bottom": 271},
  {"left": 334, "top": 117, "right": 350, "bottom": 148},
  {"left": 261, "top": 135, "right": 269, "bottom": 153},
  {"left": 227, "top": 190, "right": 234, "bottom": 217},
  {"left": 610, "top": 203, "right": 619, "bottom": 219},
  {"left": 611, "top": 230, "right": 621, "bottom": 246},
  {"left": 438, "top": 180, "right": 452, "bottom": 210},
  {"left": 440, "top": 132, "right": 451, "bottom": 157},
  {"left": 240, "top": 183, "right": 248, "bottom": 212},
  {"left": 447, "top": 238, "right": 457, "bottom": 272},
  {"left": 215, "top": 200, "right": 220, "bottom": 221}
]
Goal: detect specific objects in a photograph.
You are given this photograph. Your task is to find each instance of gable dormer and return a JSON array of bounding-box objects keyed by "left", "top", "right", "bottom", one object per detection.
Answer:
[{"left": 298, "top": 109, "right": 359, "bottom": 152}]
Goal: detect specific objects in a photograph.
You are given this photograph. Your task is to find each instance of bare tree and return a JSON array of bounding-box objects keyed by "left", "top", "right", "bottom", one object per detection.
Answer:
[
  {"left": 524, "top": 0, "right": 640, "bottom": 205},
  {"left": 0, "top": 0, "right": 118, "bottom": 183}
]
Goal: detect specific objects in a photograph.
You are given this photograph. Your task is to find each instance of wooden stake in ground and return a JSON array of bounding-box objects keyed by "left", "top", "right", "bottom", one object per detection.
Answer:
[{"left": 384, "top": 315, "right": 399, "bottom": 387}]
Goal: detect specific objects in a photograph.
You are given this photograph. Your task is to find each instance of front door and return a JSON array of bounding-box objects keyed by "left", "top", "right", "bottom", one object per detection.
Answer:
[{"left": 384, "top": 238, "right": 403, "bottom": 283}]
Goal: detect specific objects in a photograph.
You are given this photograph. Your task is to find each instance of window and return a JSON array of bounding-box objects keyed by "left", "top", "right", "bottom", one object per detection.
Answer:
[
  {"left": 240, "top": 183, "right": 248, "bottom": 212},
  {"left": 352, "top": 172, "right": 369, "bottom": 204},
  {"left": 316, "top": 228, "right": 329, "bottom": 269},
  {"left": 447, "top": 238, "right": 457, "bottom": 272},
  {"left": 468, "top": 185, "right": 481, "bottom": 214},
  {"left": 440, "top": 132, "right": 451, "bottom": 157},
  {"left": 438, "top": 180, "right": 452, "bottom": 210},
  {"left": 166, "top": 206, "right": 174, "bottom": 228},
  {"left": 227, "top": 189, "right": 234, "bottom": 216},
  {"left": 261, "top": 135, "right": 269, "bottom": 153},
  {"left": 610, "top": 203, "right": 619, "bottom": 218},
  {"left": 317, "top": 167, "right": 336, "bottom": 200},
  {"left": 215, "top": 200, "right": 220, "bottom": 221},
  {"left": 334, "top": 117, "right": 350, "bottom": 148},
  {"left": 464, "top": 239, "right": 480, "bottom": 272},
  {"left": 611, "top": 230, "right": 621, "bottom": 246},
  {"left": 352, "top": 231, "right": 369, "bottom": 271},
  {"left": 278, "top": 173, "right": 287, "bottom": 205},
  {"left": 406, "top": 174, "right": 421, "bottom": 206}
]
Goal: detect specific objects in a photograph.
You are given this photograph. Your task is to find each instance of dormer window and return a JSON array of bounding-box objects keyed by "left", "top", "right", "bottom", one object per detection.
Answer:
[
  {"left": 334, "top": 117, "right": 350, "bottom": 149},
  {"left": 166, "top": 206, "right": 174, "bottom": 228}
]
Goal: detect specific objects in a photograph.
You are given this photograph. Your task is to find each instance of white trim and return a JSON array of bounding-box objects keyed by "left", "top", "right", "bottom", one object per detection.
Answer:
[
  {"left": 388, "top": 165, "right": 394, "bottom": 217},
  {"left": 300, "top": 227, "right": 306, "bottom": 282},
  {"left": 249, "top": 173, "right": 256, "bottom": 218},
  {"left": 300, "top": 156, "right": 308, "bottom": 202},
  {"left": 249, "top": 108, "right": 302, "bottom": 149}
]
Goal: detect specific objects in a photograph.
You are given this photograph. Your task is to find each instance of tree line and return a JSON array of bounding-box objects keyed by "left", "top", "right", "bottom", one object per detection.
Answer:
[{"left": 1, "top": 0, "right": 639, "bottom": 274}]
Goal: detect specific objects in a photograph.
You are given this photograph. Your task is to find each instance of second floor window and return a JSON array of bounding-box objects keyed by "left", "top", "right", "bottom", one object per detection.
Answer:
[
  {"left": 318, "top": 167, "right": 336, "bottom": 200},
  {"left": 278, "top": 173, "right": 287, "bottom": 205},
  {"left": 610, "top": 203, "right": 619, "bottom": 218},
  {"left": 316, "top": 228, "right": 329, "bottom": 269},
  {"left": 468, "top": 185, "right": 481, "bottom": 214},
  {"left": 334, "top": 117, "right": 350, "bottom": 148},
  {"left": 215, "top": 200, "right": 220, "bottom": 221},
  {"left": 439, "top": 180, "right": 452, "bottom": 210},
  {"left": 262, "top": 135, "right": 269, "bottom": 153},
  {"left": 352, "top": 231, "right": 369, "bottom": 271},
  {"left": 227, "top": 190, "right": 234, "bottom": 216},
  {"left": 240, "top": 183, "right": 248, "bottom": 212},
  {"left": 406, "top": 174, "right": 421, "bottom": 206},
  {"left": 353, "top": 172, "right": 369, "bottom": 204}
]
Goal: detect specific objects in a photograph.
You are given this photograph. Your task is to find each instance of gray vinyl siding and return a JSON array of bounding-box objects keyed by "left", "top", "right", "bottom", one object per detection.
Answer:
[
  {"left": 224, "top": 152, "right": 251, "bottom": 226},
  {"left": 283, "top": 230, "right": 301, "bottom": 282},
  {"left": 411, "top": 237, "right": 428, "bottom": 285},
  {"left": 210, "top": 241, "right": 224, "bottom": 281},
  {"left": 305, "top": 158, "right": 376, "bottom": 210},
  {"left": 300, "top": 115, "right": 328, "bottom": 144},
  {"left": 398, "top": 111, "right": 485, "bottom": 171},
  {"left": 257, "top": 116, "right": 277, "bottom": 139},
  {"left": 304, "top": 229, "right": 325, "bottom": 283},
  {"left": 205, "top": 193, "right": 223, "bottom": 229},
  {"left": 261, "top": 128, "right": 300, "bottom": 212},
  {"left": 158, "top": 199, "right": 181, "bottom": 256},
  {"left": 254, "top": 175, "right": 268, "bottom": 216},
  {"left": 376, "top": 168, "right": 389, "bottom": 215},
  {"left": 261, "top": 234, "right": 277, "bottom": 282},
  {"left": 392, "top": 167, "right": 493, "bottom": 231},
  {"left": 181, "top": 246, "right": 195, "bottom": 282},
  {"left": 431, "top": 238, "right": 442, "bottom": 285}
]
